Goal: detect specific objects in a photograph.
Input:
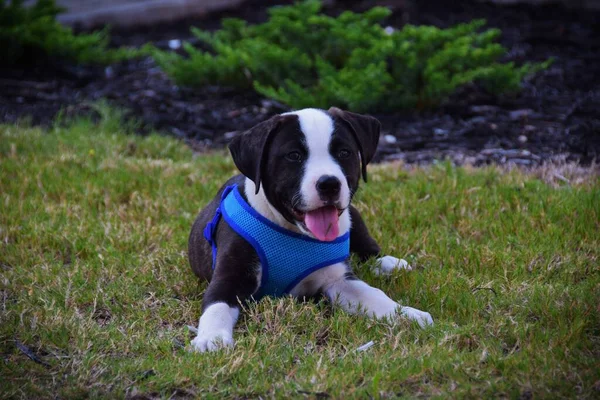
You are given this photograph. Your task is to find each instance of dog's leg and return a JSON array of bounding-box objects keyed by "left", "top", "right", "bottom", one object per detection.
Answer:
[
  {"left": 349, "top": 206, "right": 412, "bottom": 275},
  {"left": 324, "top": 275, "right": 433, "bottom": 327},
  {"left": 191, "top": 271, "right": 257, "bottom": 353},
  {"left": 349, "top": 205, "right": 381, "bottom": 260}
]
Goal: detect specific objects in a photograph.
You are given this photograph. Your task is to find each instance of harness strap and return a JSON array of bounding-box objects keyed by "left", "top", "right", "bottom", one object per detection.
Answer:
[{"left": 203, "top": 185, "right": 236, "bottom": 270}]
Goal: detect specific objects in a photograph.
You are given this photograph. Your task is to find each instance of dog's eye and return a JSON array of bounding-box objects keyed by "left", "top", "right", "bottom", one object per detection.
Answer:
[
  {"left": 338, "top": 149, "right": 351, "bottom": 159},
  {"left": 285, "top": 151, "right": 302, "bottom": 162}
]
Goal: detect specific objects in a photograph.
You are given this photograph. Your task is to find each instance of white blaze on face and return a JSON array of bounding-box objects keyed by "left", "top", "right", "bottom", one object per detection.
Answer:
[
  {"left": 282, "top": 108, "right": 351, "bottom": 240},
  {"left": 283, "top": 109, "right": 350, "bottom": 209}
]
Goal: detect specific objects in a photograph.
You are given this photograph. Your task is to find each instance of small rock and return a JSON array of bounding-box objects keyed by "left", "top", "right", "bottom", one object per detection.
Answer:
[
  {"left": 168, "top": 39, "right": 181, "bottom": 50},
  {"left": 468, "top": 116, "right": 487, "bottom": 125},
  {"left": 509, "top": 109, "right": 534, "bottom": 120},
  {"left": 512, "top": 158, "right": 532, "bottom": 166},
  {"left": 260, "top": 99, "right": 288, "bottom": 111},
  {"left": 104, "top": 66, "right": 114, "bottom": 79},
  {"left": 434, "top": 128, "right": 449, "bottom": 136},
  {"left": 384, "top": 134, "right": 397, "bottom": 144},
  {"left": 465, "top": 156, "right": 477, "bottom": 165},
  {"left": 170, "top": 127, "right": 186, "bottom": 138},
  {"left": 518, "top": 135, "right": 528, "bottom": 143},
  {"left": 469, "top": 105, "right": 501, "bottom": 114},
  {"left": 524, "top": 125, "right": 536, "bottom": 133},
  {"left": 489, "top": 123, "right": 498, "bottom": 130},
  {"left": 224, "top": 131, "right": 239, "bottom": 140}
]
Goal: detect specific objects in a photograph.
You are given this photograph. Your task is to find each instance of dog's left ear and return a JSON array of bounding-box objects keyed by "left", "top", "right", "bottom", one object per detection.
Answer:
[
  {"left": 328, "top": 107, "right": 381, "bottom": 182},
  {"left": 229, "top": 114, "right": 297, "bottom": 194}
]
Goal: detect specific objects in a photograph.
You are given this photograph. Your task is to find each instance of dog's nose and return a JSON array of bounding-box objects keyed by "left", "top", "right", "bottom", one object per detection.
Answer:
[{"left": 316, "top": 175, "right": 341, "bottom": 199}]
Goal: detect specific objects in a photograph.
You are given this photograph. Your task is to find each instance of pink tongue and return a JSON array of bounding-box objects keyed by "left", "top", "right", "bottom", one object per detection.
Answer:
[{"left": 304, "top": 206, "right": 340, "bottom": 241}]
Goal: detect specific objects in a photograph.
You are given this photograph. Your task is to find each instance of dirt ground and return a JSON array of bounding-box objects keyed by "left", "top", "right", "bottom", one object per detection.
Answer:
[{"left": 1, "top": 0, "right": 599, "bottom": 166}]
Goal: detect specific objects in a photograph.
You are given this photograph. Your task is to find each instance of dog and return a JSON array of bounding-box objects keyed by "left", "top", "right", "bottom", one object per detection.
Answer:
[{"left": 188, "top": 107, "right": 433, "bottom": 352}]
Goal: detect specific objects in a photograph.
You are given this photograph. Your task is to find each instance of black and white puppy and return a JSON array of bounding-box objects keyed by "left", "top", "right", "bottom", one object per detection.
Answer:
[{"left": 188, "top": 107, "right": 433, "bottom": 352}]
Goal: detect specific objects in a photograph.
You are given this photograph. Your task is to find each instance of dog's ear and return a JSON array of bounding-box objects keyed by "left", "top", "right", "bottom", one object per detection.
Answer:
[
  {"left": 328, "top": 107, "right": 381, "bottom": 182},
  {"left": 228, "top": 114, "right": 296, "bottom": 194}
]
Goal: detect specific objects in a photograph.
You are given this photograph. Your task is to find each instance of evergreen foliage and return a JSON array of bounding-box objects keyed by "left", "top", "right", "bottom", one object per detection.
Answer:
[
  {"left": 149, "top": 0, "right": 550, "bottom": 112},
  {"left": 0, "top": 0, "right": 135, "bottom": 65}
]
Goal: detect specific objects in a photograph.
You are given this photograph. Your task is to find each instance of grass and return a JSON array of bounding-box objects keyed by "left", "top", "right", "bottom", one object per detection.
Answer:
[{"left": 0, "top": 109, "right": 599, "bottom": 399}]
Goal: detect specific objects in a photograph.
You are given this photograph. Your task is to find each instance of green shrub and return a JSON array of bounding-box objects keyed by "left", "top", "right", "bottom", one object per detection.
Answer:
[
  {"left": 149, "top": 0, "right": 550, "bottom": 112},
  {"left": 0, "top": 0, "right": 136, "bottom": 65}
]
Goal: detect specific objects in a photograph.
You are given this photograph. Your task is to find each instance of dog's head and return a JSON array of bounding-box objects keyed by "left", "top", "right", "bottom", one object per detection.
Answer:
[{"left": 229, "top": 107, "right": 380, "bottom": 241}]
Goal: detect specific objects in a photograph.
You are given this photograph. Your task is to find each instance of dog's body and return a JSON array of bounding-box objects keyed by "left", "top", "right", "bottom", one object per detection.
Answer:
[{"left": 188, "top": 108, "right": 432, "bottom": 352}]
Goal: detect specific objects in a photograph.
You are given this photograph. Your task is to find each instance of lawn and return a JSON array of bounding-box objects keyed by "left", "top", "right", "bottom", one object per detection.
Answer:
[{"left": 1, "top": 110, "right": 599, "bottom": 399}]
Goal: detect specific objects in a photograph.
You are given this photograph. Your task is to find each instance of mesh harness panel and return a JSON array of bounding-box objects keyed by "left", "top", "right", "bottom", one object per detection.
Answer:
[{"left": 204, "top": 185, "right": 350, "bottom": 299}]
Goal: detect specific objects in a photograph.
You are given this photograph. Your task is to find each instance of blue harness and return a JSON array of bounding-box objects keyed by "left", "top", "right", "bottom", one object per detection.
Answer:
[{"left": 204, "top": 185, "right": 350, "bottom": 299}]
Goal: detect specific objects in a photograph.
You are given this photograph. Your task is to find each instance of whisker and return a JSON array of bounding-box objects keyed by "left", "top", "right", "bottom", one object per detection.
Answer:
[{"left": 291, "top": 192, "right": 303, "bottom": 209}]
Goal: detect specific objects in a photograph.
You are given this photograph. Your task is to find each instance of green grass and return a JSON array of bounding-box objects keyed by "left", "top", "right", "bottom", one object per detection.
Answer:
[{"left": 1, "top": 110, "right": 599, "bottom": 398}]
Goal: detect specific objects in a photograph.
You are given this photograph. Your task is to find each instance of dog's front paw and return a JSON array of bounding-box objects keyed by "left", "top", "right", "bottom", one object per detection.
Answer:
[
  {"left": 399, "top": 306, "right": 433, "bottom": 328},
  {"left": 190, "top": 330, "right": 234, "bottom": 353},
  {"left": 375, "top": 256, "right": 412, "bottom": 275}
]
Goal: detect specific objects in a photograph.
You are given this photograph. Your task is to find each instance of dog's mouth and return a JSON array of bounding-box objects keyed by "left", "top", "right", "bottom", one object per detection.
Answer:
[{"left": 292, "top": 206, "right": 345, "bottom": 242}]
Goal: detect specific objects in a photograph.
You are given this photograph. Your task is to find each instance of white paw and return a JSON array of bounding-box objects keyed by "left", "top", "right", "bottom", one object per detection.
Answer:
[
  {"left": 190, "top": 330, "right": 234, "bottom": 353},
  {"left": 375, "top": 256, "right": 412, "bottom": 275},
  {"left": 400, "top": 306, "right": 434, "bottom": 328}
]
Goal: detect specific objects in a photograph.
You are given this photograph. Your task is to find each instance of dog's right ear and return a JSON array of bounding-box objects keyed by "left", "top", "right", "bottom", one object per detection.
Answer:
[{"left": 228, "top": 114, "right": 296, "bottom": 194}]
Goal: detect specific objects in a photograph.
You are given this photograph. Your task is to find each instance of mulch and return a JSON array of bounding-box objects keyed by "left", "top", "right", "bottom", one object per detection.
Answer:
[{"left": 1, "top": 0, "right": 599, "bottom": 166}]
